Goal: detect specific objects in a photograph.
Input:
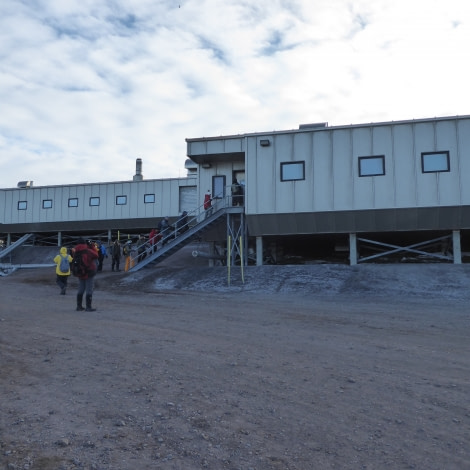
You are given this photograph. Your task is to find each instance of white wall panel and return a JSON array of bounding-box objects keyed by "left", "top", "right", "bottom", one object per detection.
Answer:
[
  {"left": 371, "top": 126, "right": 394, "bottom": 209},
  {"left": 332, "top": 130, "right": 353, "bottom": 211},
  {"left": 275, "top": 134, "right": 295, "bottom": 213},
  {"left": 224, "top": 137, "right": 244, "bottom": 153},
  {"left": 392, "top": 124, "right": 416, "bottom": 208},
  {"left": 458, "top": 119, "right": 470, "bottom": 203},
  {"left": 435, "top": 120, "right": 460, "bottom": 206},
  {"left": 352, "top": 127, "right": 374, "bottom": 210},
  {"left": 414, "top": 122, "right": 438, "bottom": 207},
  {"left": 293, "top": 132, "right": 314, "bottom": 212},
  {"left": 251, "top": 138, "right": 276, "bottom": 214},
  {"left": 312, "top": 131, "right": 333, "bottom": 211}
]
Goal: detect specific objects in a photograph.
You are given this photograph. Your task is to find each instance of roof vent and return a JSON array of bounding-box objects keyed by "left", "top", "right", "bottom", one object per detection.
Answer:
[
  {"left": 17, "top": 181, "right": 33, "bottom": 188},
  {"left": 299, "top": 122, "right": 328, "bottom": 129}
]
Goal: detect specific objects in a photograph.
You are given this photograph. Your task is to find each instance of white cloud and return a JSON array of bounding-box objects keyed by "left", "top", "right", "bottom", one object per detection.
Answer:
[{"left": 1, "top": 0, "right": 470, "bottom": 187}]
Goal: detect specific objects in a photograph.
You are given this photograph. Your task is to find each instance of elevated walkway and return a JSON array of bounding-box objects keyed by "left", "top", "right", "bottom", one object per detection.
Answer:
[{"left": 128, "top": 203, "right": 244, "bottom": 273}]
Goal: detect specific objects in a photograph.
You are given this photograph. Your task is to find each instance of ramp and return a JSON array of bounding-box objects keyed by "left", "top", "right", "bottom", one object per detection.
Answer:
[{"left": 0, "top": 233, "right": 35, "bottom": 260}]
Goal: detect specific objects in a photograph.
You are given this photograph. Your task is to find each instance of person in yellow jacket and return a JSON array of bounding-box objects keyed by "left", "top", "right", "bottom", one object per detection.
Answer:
[{"left": 53, "top": 246, "right": 73, "bottom": 295}]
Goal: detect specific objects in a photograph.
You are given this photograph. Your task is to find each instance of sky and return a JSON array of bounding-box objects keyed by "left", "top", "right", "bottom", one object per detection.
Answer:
[{"left": 1, "top": 0, "right": 470, "bottom": 188}]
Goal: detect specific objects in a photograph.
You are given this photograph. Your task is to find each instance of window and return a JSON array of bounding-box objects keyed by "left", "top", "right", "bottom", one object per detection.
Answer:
[
  {"left": 358, "top": 155, "right": 385, "bottom": 177},
  {"left": 68, "top": 198, "right": 78, "bottom": 207},
  {"left": 89, "top": 197, "right": 100, "bottom": 207},
  {"left": 18, "top": 201, "right": 27, "bottom": 210},
  {"left": 421, "top": 151, "right": 450, "bottom": 173},
  {"left": 116, "top": 195, "right": 127, "bottom": 205},
  {"left": 144, "top": 194, "right": 155, "bottom": 203},
  {"left": 42, "top": 199, "right": 52, "bottom": 209},
  {"left": 281, "top": 161, "right": 305, "bottom": 181}
]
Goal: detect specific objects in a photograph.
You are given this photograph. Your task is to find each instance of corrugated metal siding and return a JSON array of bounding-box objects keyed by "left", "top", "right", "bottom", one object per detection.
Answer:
[
  {"left": 0, "top": 178, "right": 196, "bottom": 229},
  {"left": 246, "top": 117, "right": 470, "bottom": 217}
]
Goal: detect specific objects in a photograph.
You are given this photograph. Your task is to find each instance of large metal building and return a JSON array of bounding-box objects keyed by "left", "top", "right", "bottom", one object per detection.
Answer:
[
  {"left": 187, "top": 115, "right": 470, "bottom": 264},
  {"left": 1, "top": 115, "right": 469, "bottom": 265},
  {"left": 0, "top": 159, "right": 197, "bottom": 248}
]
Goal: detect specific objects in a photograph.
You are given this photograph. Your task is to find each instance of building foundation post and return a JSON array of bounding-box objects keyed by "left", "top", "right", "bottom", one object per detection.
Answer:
[
  {"left": 256, "top": 236, "right": 263, "bottom": 266},
  {"left": 453, "top": 230, "right": 462, "bottom": 264},
  {"left": 349, "top": 233, "right": 357, "bottom": 265}
]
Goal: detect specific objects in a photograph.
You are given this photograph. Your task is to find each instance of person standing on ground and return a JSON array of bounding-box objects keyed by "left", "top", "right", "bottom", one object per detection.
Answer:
[
  {"left": 96, "top": 240, "right": 107, "bottom": 272},
  {"left": 111, "top": 239, "right": 121, "bottom": 272},
  {"left": 73, "top": 238, "right": 98, "bottom": 312},
  {"left": 53, "top": 246, "right": 73, "bottom": 295}
]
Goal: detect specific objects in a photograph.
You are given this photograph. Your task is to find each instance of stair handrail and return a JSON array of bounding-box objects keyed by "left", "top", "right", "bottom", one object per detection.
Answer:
[{"left": 126, "top": 191, "right": 233, "bottom": 269}]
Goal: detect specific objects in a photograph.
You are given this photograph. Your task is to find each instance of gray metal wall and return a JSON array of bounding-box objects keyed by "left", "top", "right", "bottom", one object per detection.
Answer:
[
  {"left": 187, "top": 115, "right": 470, "bottom": 236},
  {"left": 0, "top": 178, "right": 196, "bottom": 233},
  {"left": 246, "top": 117, "right": 470, "bottom": 215}
]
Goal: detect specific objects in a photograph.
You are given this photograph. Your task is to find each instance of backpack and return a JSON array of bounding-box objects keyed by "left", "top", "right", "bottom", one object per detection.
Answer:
[
  {"left": 71, "top": 250, "right": 88, "bottom": 277},
  {"left": 59, "top": 254, "right": 70, "bottom": 274}
]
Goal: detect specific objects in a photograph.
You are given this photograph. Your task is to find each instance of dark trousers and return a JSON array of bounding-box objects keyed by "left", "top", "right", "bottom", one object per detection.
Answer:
[
  {"left": 77, "top": 277, "right": 94, "bottom": 296},
  {"left": 56, "top": 274, "right": 69, "bottom": 290}
]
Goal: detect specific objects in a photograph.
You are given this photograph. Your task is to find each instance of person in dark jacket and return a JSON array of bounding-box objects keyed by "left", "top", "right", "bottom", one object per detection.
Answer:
[
  {"left": 231, "top": 178, "right": 242, "bottom": 206},
  {"left": 157, "top": 216, "right": 172, "bottom": 245},
  {"left": 136, "top": 234, "right": 147, "bottom": 262},
  {"left": 176, "top": 211, "right": 189, "bottom": 235},
  {"left": 73, "top": 238, "right": 98, "bottom": 312},
  {"left": 111, "top": 239, "right": 121, "bottom": 272}
]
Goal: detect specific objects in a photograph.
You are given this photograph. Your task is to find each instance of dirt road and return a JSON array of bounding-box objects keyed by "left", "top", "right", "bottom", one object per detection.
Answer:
[{"left": 1, "top": 264, "right": 469, "bottom": 469}]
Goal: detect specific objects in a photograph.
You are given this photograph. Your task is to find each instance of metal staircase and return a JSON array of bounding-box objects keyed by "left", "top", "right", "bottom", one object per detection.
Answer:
[{"left": 127, "top": 203, "right": 244, "bottom": 273}]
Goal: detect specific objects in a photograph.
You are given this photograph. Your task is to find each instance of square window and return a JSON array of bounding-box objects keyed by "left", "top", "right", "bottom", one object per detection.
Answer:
[
  {"left": 144, "top": 194, "right": 155, "bottom": 203},
  {"left": 116, "top": 195, "right": 127, "bottom": 205},
  {"left": 358, "top": 155, "right": 385, "bottom": 177},
  {"left": 68, "top": 198, "right": 78, "bottom": 207},
  {"left": 89, "top": 197, "right": 100, "bottom": 207},
  {"left": 42, "top": 199, "right": 52, "bottom": 209},
  {"left": 281, "top": 161, "right": 305, "bottom": 181},
  {"left": 421, "top": 151, "right": 450, "bottom": 173},
  {"left": 18, "top": 201, "right": 27, "bottom": 210}
]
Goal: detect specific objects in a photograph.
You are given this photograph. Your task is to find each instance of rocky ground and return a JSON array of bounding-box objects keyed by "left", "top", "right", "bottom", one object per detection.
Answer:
[{"left": 1, "top": 254, "right": 470, "bottom": 469}]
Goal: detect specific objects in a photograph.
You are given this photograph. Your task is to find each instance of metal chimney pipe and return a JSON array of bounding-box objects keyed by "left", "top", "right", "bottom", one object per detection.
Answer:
[{"left": 133, "top": 158, "right": 143, "bottom": 181}]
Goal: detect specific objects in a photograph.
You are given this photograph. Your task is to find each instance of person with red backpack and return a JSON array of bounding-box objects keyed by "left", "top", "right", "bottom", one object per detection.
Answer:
[{"left": 72, "top": 238, "right": 98, "bottom": 312}]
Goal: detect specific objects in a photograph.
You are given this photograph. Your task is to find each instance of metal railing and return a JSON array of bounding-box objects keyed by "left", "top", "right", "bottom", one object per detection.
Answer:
[{"left": 125, "top": 189, "right": 244, "bottom": 269}]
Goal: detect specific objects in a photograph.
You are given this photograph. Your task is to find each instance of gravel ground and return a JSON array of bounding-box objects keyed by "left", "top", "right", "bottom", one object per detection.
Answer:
[{"left": 1, "top": 259, "right": 470, "bottom": 470}]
